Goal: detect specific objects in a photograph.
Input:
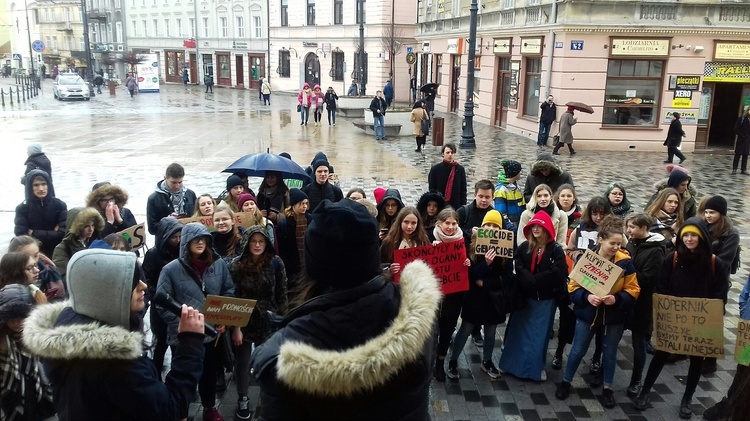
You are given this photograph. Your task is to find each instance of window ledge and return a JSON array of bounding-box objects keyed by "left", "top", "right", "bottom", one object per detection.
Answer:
[
  {"left": 518, "top": 115, "right": 537, "bottom": 122},
  {"left": 600, "top": 125, "right": 662, "bottom": 130}
]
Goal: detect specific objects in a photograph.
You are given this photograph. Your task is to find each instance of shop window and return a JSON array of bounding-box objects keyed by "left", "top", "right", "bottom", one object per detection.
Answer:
[
  {"left": 331, "top": 51, "right": 344, "bottom": 81},
  {"left": 523, "top": 58, "right": 541, "bottom": 117},
  {"left": 603, "top": 59, "right": 663, "bottom": 126},
  {"left": 279, "top": 50, "right": 290, "bottom": 77},
  {"left": 218, "top": 55, "right": 230, "bottom": 78}
]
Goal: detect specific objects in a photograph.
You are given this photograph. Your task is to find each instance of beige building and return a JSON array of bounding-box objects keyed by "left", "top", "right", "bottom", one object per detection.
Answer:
[{"left": 415, "top": 0, "right": 750, "bottom": 151}]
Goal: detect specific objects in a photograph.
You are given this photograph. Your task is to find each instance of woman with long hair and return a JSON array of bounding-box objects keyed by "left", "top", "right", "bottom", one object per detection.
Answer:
[
  {"left": 635, "top": 218, "right": 729, "bottom": 419},
  {"left": 193, "top": 194, "right": 216, "bottom": 217},
  {"left": 277, "top": 189, "right": 311, "bottom": 296},
  {"left": 8, "top": 235, "right": 65, "bottom": 301},
  {"left": 376, "top": 189, "right": 404, "bottom": 240},
  {"left": 410, "top": 100, "right": 430, "bottom": 152},
  {"left": 0, "top": 252, "right": 46, "bottom": 305},
  {"left": 566, "top": 196, "right": 613, "bottom": 263},
  {"left": 211, "top": 206, "right": 244, "bottom": 261},
  {"left": 380, "top": 207, "right": 430, "bottom": 275},
  {"left": 416, "top": 192, "right": 447, "bottom": 239},
  {"left": 219, "top": 175, "right": 246, "bottom": 213},
  {"left": 517, "top": 184, "right": 568, "bottom": 246},
  {"left": 52, "top": 208, "right": 105, "bottom": 278},
  {"left": 256, "top": 171, "right": 290, "bottom": 225},
  {"left": 238, "top": 193, "right": 275, "bottom": 247},
  {"left": 645, "top": 187, "right": 683, "bottom": 252},
  {"left": 229, "top": 226, "right": 288, "bottom": 419}
]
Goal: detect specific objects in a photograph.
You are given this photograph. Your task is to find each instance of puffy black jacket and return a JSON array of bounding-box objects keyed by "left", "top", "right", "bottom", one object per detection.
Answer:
[
  {"left": 301, "top": 180, "right": 343, "bottom": 212},
  {"left": 142, "top": 217, "right": 183, "bottom": 298},
  {"left": 146, "top": 180, "right": 197, "bottom": 234},
  {"left": 14, "top": 169, "right": 67, "bottom": 257}
]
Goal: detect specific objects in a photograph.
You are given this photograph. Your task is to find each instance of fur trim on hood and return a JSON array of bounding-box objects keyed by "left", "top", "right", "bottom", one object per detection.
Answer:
[
  {"left": 275, "top": 260, "right": 441, "bottom": 397},
  {"left": 23, "top": 301, "right": 143, "bottom": 360},
  {"left": 66, "top": 207, "right": 105, "bottom": 237},
  {"left": 416, "top": 191, "right": 447, "bottom": 216},
  {"left": 529, "top": 153, "right": 563, "bottom": 178},
  {"left": 85, "top": 184, "right": 130, "bottom": 208}
]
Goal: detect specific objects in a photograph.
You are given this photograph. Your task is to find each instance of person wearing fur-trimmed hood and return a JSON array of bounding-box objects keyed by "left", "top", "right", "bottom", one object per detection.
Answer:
[
  {"left": 644, "top": 164, "right": 698, "bottom": 219},
  {"left": 22, "top": 249, "right": 206, "bottom": 420},
  {"left": 250, "top": 199, "right": 442, "bottom": 419},
  {"left": 522, "top": 153, "right": 575, "bottom": 203},
  {"left": 86, "top": 182, "right": 138, "bottom": 238},
  {"left": 52, "top": 207, "right": 105, "bottom": 278}
]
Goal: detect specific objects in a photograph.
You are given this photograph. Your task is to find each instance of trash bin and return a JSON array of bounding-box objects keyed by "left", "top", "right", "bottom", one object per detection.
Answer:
[
  {"left": 432, "top": 117, "right": 445, "bottom": 147},
  {"left": 108, "top": 80, "right": 116, "bottom": 95}
]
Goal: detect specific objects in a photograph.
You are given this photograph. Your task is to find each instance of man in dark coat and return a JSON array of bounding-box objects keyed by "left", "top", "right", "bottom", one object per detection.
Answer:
[
  {"left": 457, "top": 179, "right": 504, "bottom": 246},
  {"left": 664, "top": 111, "right": 686, "bottom": 164},
  {"left": 538, "top": 95, "right": 557, "bottom": 148},
  {"left": 146, "top": 163, "right": 197, "bottom": 234},
  {"left": 732, "top": 107, "right": 750, "bottom": 175},
  {"left": 428, "top": 143, "right": 468, "bottom": 210},
  {"left": 383, "top": 80, "right": 394, "bottom": 107},
  {"left": 522, "top": 153, "right": 575, "bottom": 202},
  {"left": 369, "top": 91, "right": 388, "bottom": 140},
  {"left": 14, "top": 169, "right": 67, "bottom": 257},
  {"left": 250, "top": 199, "right": 441, "bottom": 419},
  {"left": 21, "top": 143, "right": 52, "bottom": 186},
  {"left": 301, "top": 159, "right": 343, "bottom": 212}
]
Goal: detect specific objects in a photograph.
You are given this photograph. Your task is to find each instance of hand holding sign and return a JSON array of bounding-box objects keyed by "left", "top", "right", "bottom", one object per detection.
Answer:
[
  {"left": 474, "top": 228, "right": 515, "bottom": 258},
  {"left": 569, "top": 249, "right": 623, "bottom": 298},
  {"left": 393, "top": 240, "right": 469, "bottom": 294}
]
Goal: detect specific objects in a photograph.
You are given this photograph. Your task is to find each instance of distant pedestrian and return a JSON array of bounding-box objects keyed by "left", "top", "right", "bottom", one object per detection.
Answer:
[
  {"left": 204, "top": 74, "right": 214, "bottom": 93},
  {"left": 410, "top": 100, "right": 429, "bottom": 152},
  {"left": 732, "top": 107, "right": 750, "bottom": 175},
  {"left": 40, "top": 63, "right": 47, "bottom": 78},
  {"left": 369, "top": 90, "right": 388, "bottom": 140},
  {"left": 347, "top": 80, "right": 358, "bottom": 96},
  {"left": 383, "top": 80, "right": 394, "bottom": 108},
  {"left": 298, "top": 83, "right": 312, "bottom": 126},
  {"left": 553, "top": 106, "right": 577, "bottom": 156},
  {"left": 21, "top": 143, "right": 52, "bottom": 185},
  {"left": 14, "top": 169, "right": 67, "bottom": 257},
  {"left": 324, "top": 86, "right": 338, "bottom": 125},
  {"left": 51, "top": 65, "right": 58, "bottom": 80},
  {"left": 423, "top": 85, "right": 437, "bottom": 115},
  {"left": 428, "top": 143, "right": 467, "bottom": 210},
  {"left": 312, "top": 85, "right": 324, "bottom": 126},
  {"left": 538, "top": 95, "right": 557, "bottom": 148},
  {"left": 261, "top": 77, "right": 271, "bottom": 105},
  {"left": 93, "top": 72, "right": 103, "bottom": 94},
  {"left": 125, "top": 73, "right": 138, "bottom": 97},
  {"left": 664, "top": 112, "right": 686, "bottom": 164},
  {"left": 182, "top": 67, "right": 189, "bottom": 86},
  {"left": 410, "top": 74, "right": 417, "bottom": 102}
]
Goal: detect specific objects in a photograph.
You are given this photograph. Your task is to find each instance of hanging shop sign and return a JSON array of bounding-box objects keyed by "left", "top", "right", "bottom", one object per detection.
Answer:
[
  {"left": 610, "top": 38, "right": 670, "bottom": 57},
  {"left": 520, "top": 37, "right": 543, "bottom": 55},
  {"left": 493, "top": 38, "right": 512, "bottom": 55},
  {"left": 703, "top": 62, "right": 750, "bottom": 83},
  {"left": 668, "top": 75, "right": 701, "bottom": 91},
  {"left": 714, "top": 42, "right": 750, "bottom": 61},
  {"left": 662, "top": 109, "right": 697, "bottom": 125}
]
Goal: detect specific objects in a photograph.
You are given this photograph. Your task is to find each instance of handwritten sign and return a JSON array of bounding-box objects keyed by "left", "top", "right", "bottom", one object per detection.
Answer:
[
  {"left": 653, "top": 294, "right": 724, "bottom": 358},
  {"left": 393, "top": 240, "right": 468, "bottom": 295},
  {"left": 179, "top": 212, "right": 261, "bottom": 231},
  {"left": 117, "top": 223, "right": 146, "bottom": 250},
  {"left": 735, "top": 319, "right": 750, "bottom": 365},
  {"left": 201, "top": 295, "right": 257, "bottom": 327},
  {"left": 568, "top": 249, "right": 624, "bottom": 297},
  {"left": 475, "top": 228, "right": 514, "bottom": 258}
]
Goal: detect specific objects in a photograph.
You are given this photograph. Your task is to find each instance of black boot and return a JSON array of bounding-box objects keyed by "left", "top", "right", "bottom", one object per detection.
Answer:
[
  {"left": 703, "top": 396, "right": 728, "bottom": 421},
  {"left": 679, "top": 395, "right": 693, "bottom": 419},
  {"left": 434, "top": 358, "right": 445, "bottom": 382},
  {"left": 634, "top": 391, "right": 650, "bottom": 411}
]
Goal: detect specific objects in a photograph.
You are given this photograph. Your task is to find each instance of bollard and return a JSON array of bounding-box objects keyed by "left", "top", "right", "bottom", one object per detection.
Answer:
[
  {"left": 1, "top": 88, "right": 4, "bottom": 107},
  {"left": 22, "top": 86, "right": 26, "bottom": 102},
  {"left": 10, "top": 87, "right": 13, "bottom": 105},
  {"left": 16, "top": 86, "right": 20, "bottom": 103}
]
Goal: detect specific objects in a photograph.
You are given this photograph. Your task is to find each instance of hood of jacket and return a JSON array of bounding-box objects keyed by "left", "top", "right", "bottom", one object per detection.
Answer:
[
  {"left": 24, "top": 168, "right": 56, "bottom": 202},
  {"left": 676, "top": 217, "right": 713, "bottom": 249},
  {"left": 155, "top": 216, "right": 184, "bottom": 256},
  {"left": 65, "top": 207, "right": 105, "bottom": 238},
  {"left": 652, "top": 178, "right": 698, "bottom": 199},
  {"left": 85, "top": 184, "right": 130, "bottom": 208},
  {"left": 376, "top": 188, "right": 404, "bottom": 214},
  {"left": 523, "top": 210, "right": 556, "bottom": 242},
  {"left": 270, "top": 260, "right": 441, "bottom": 397},
  {"left": 236, "top": 225, "right": 274, "bottom": 262},
  {"left": 179, "top": 222, "right": 213, "bottom": 259},
  {"left": 529, "top": 153, "right": 563, "bottom": 178},
  {"left": 416, "top": 191, "right": 447, "bottom": 216},
  {"left": 23, "top": 301, "right": 142, "bottom": 360}
]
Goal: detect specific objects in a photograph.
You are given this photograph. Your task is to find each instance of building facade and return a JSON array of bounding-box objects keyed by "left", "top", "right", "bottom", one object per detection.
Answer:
[
  {"left": 86, "top": 0, "right": 130, "bottom": 78},
  {"left": 415, "top": 0, "right": 750, "bottom": 151},
  {"left": 126, "top": 0, "right": 268, "bottom": 89},
  {"left": 268, "top": 0, "right": 416, "bottom": 102}
]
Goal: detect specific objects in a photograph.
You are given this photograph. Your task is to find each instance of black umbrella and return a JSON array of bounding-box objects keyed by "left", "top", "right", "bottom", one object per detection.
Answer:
[
  {"left": 420, "top": 83, "right": 439, "bottom": 94},
  {"left": 223, "top": 153, "right": 309, "bottom": 181}
]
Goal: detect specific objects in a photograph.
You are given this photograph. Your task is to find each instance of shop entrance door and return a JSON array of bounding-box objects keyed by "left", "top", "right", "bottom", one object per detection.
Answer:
[
  {"left": 235, "top": 55, "right": 244, "bottom": 88},
  {"left": 494, "top": 72, "right": 510, "bottom": 128},
  {"left": 708, "top": 83, "right": 744, "bottom": 148},
  {"left": 189, "top": 53, "right": 197, "bottom": 84},
  {"left": 450, "top": 55, "right": 461, "bottom": 113},
  {"left": 248, "top": 54, "right": 265, "bottom": 90}
]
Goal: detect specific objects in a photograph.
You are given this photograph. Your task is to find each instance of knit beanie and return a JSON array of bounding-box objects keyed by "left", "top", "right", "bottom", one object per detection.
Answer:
[
  {"left": 481, "top": 210, "right": 505, "bottom": 228},
  {"left": 679, "top": 225, "right": 704, "bottom": 241},
  {"left": 304, "top": 200, "right": 381, "bottom": 289},
  {"left": 289, "top": 188, "right": 308, "bottom": 207},
  {"left": 27, "top": 143, "right": 43, "bottom": 155},
  {"left": 501, "top": 160, "right": 522, "bottom": 179},
  {"left": 373, "top": 187, "right": 387, "bottom": 205},
  {"left": 226, "top": 174, "right": 245, "bottom": 191},
  {"left": 238, "top": 193, "right": 257, "bottom": 210},
  {"left": 0, "top": 284, "right": 35, "bottom": 329},
  {"left": 704, "top": 196, "right": 728, "bottom": 216},
  {"left": 312, "top": 159, "right": 331, "bottom": 173}
]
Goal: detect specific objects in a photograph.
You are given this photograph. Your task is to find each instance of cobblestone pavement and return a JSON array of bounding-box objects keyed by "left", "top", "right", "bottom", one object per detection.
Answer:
[{"left": 1, "top": 81, "right": 747, "bottom": 420}]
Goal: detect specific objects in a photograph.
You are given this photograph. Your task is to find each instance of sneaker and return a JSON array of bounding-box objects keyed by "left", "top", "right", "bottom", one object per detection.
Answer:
[
  {"left": 663, "top": 160, "right": 671, "bottom": 163},
  {"left": 203, "top": 407, "right": 224, "bottom": 421},
  {"left": 300, "top": 122, "right": 304, "bottom": 125},
  {"left": 627, "top": 381, "right": 642, "bottom": 398},
  {"left": 555, "top": 381, "right": 571, "bottom": 400},
  {"left": 589, "top": 360, "right": 601, "bottom": 376},
  {"left": 481, "top": 360, "right": 501, "bottom": 379},
  {"left": 434, "top": 359, "right": 446, "bottom": 382},
  {"left": 551, "top": 355, "right": 563, "bottom": 370},
  {"left": 375, "top": 137, "right": 380, "bottom": 140},
  {"left": 540, "top": 369, "right": 547, "bottom": 381},
  {"left": 703, "top": 396, "right": 728, "bottom": 421},
  {"left": 447, "top": 360, "right": 460, "bottom": 379},
  {"left": 602, "top": 388, "right": 616, "bottom": 409},
  {"left": 472, "top": 334, "right": 484, "bottom": 347},
  {"left": 235, "top": 396, "right": 251, "bottom": 420}
]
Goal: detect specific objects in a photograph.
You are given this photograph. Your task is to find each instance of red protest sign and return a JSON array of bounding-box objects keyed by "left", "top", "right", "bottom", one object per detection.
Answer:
[{"left": 393, "top": 240, "right": 469, "bottom": 295}]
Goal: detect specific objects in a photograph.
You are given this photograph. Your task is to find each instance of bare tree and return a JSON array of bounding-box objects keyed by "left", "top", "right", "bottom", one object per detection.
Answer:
[
  {"left": 380, "top": 25, "right": 406, "bottom": 81},
  {"left": 120, "top": 53, "right": 148, "bottom": 74}
]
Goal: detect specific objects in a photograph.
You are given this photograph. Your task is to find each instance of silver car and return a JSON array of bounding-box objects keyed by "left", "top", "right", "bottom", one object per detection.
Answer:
[{"left": 53, "top": 75, "right": 91, "bottom": 100}]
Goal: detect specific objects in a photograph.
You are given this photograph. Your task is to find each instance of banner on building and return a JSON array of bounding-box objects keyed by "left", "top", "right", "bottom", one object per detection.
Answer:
[{"left": 704, "top": 62, "right": 750, "bottom": 83}]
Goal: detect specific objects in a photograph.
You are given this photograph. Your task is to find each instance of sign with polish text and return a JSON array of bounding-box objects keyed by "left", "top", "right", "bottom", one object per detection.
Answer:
[
  {"left": 653, "top": 294, "right": 724, "bottom": 358},
  {"left": 568, "top": 249, "right": 623, "bottom": 297},
  {"left": 393, "top": 240, "right": 468, "bottom": 295},
  {"left": 474, "top": 228, "right": 514, "bottom": 258},
  {"left": 117, "top": 223, "right": 146, "bottom": 250},
  {"left": 179, "top": 212, "right": 261, "bottom": 231},
  {"left": 201, "top": 295, "right": 256, "bottom": 327},
  {"left": 735, "top": 319, "right": 750, "bottom": 366}
]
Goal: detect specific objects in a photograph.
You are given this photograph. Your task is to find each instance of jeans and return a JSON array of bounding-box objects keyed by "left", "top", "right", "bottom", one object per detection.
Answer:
[
  {"left": 327, "top": 109, "right": 336, "bottom": 125},
  {"left": 263, "top": 93, "right": 270, "bottom": 105},
  {"left": 538, "top": 121, "right": 552, "bottom": 146},
  {"left": 234, "top": 337, "right": 253, "bottom": 396},
  {"left": 373, "top": 115, "right": 386, "bottom": 139},
  {"left": 563, "top": 319, "right": 624, "bottom": 387},
  {"left": 451, "top": 321, "right": 497, "bottom": 362},
  {"left": 300, "top": 106, "right": 309, "bottom": 124},
  {"left": 96, "top": 85, "right": 102, "bottom": 94}
]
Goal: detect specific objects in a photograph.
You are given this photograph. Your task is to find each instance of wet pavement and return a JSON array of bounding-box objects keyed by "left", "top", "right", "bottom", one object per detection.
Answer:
[{"left": 1, "top": 80, "right": 748, "bottom": 420}]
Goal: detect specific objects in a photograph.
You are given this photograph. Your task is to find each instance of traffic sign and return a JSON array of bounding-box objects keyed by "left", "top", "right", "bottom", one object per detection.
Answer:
[
  {"left": 12, "top": 53, "right": 22, "bottom": 60},
  {"left": 32, "top": 40, "right": 45, "bottom": 53}
]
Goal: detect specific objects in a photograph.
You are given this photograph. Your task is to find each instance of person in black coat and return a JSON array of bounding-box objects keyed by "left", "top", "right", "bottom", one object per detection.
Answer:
[
  {"left": 146, "top": 163, "right": 197, "bottom": 234},
  {"left": 14, "top": 169, "right": 67, "bottom": 257},
  {"left": 277, "top": 189, "right": 312, "bottom": 295},
  {"left": 250, "top": 199, "right": 441, "bottom": 419},
  {"left": 664, "top": 111, "right": 687, "bottom": 164},
  {"left": 635, "top": 218, "right": 730, "bottom": 419},
  {"left": 428, "top": 143, "right": 468, "bottom": 210},
  {"left": 301, "top": 159, "right": 343, "bottom": 212},
  {"left": 369, "top": 91, "right": 388, "bottom": 140},
  {"left": 732, "top": 107, "right": 750, "bottom": 175},
  {"left": 538, "top": 95, "right": 557, "bottom": 147},
  {"left": 85, "top": 183, "right": 138, "bottom": 238},
  {"left": 522, "top": 153, "right": 575, "bottom": 203},
  {"left": 23, "top": 249, "right": 206, "bottom": 421},
  {"left": 21, "top": 143, "right": 52, "bottom": 187},
  {"left": 324, "top": 86, "right": 339, "bottom": 126}
]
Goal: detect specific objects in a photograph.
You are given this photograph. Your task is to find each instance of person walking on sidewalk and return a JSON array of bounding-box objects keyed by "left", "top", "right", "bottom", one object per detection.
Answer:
[
  {"left": 182, "top": 67, "right": 189, "bottom": 87},
  {"left": 125, "top": 73, "right": 138, "bottom": 97},
  {"left": 538, "top": 95, "right": 557, "bottom": 148},
  {"left": 370, "top": 91, "right": 388, "bottom": 140},
  {"left": 553, "top": 106, "right": 577, "bottom": 156},
  {"left": 732, "top": 107, "right": 750, "bottom": 175},
  {"left": 324, "top": 87, "right": 338, "bottom": 125},
  {"left": 383, "top": 80, "right": 394, "bottom": 108},
  {"left": 410, "top": 100, "right": 429, "bottom": 152},
  {"left": 664, "top": 112, "right": 687, "bottom": 164},
  {"left": 205, "top": 74, "right": 214, "bottom": 93},
  {"left": 261, "top": 78, "right": 271, "bottom": 105},
  {"left": 93, "top": 72, "right": 104, "bottom": 94},
  {"left": 298, "top": 83, "right": 312, "bottom": 126}
]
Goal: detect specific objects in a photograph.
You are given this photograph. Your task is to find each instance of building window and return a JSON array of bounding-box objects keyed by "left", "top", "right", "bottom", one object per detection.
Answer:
[
  {"left": 153, "top": 19, "right": 158, "bottom": 36},
  {"left": 502, "top": 0, "right": 514, "bottom": 9},
  {"left": 189, "top": 18, "right": 195, "bottom": 37},
  {"left": 252, "top": 15, "right": 261, "bottom": 38},
  {"left": 523, "top": 57, "right": 541, "bottom": 117},
  {"left": 131, "top": 20, "right": 137, "bottom": 36},
  {"left": 331, "top": 51, "right": 344, "bottom": 81},
  {"left": 115, "top": 21, "right": 122, "bottom": 42},
  {"left": 603, "top": 59, "right": 663, "bottom": 126},
  {"left": 165, "top": 19, "right": 170, "bottom": 36},
  {"left": 307, "top": 0, "right": 315, "bottom": 25},
  {"left": 281, "top": 0, "right": 288, "bottom": 26},
  {"left": 152, "top": 0, "right": 156, "bottom": 6},
  {"left": 236, "top": 16, "right": 244, "bottom": 38},
  {"left": 334, "top": 0, "right": 343, "bottom": 24},
  {"left": 353, "top": 51, "right": 368, "bottom": 83},
  {"left": 279, "top": 50, "right": 290, "bottom": 77},
  {"left": 203, "top": 17, "right": 209, "bottom": 37},
  {"left": 176, "top": 18, "right": 182, "bottom": 37},
  {"left": 142, "top": 20, "right": 148, "bottom": 36},
  {"left": 356, "top": 0, "right": 366, "bottom": 24},
  {"left": 220, "top": 17, "right": 228, "bottom": 37}
]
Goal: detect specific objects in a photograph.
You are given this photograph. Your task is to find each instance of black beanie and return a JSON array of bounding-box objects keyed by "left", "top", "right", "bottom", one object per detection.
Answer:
[
  {"left": 226, "top": 174, "right": 244, "bottom": 191},
  {"left": 289, "top": 188, "right": 308, "bottom": 207},
  {"left": 502, "top": 160, "right": 522, "bottom": 178},
  {"left": 304, "top": 200, "right": 381, "bottom": 289},
  {"left": 704, "top": 195, "right": 728, "bottom": 216},
  {"left": 312, "top": 159, "right": 331, "bottom": 173}
]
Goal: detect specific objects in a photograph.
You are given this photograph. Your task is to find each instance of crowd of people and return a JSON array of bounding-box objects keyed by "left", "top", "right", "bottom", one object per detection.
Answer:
[{"left": 1, "top": 140, "right": 749, "bottom": 421}]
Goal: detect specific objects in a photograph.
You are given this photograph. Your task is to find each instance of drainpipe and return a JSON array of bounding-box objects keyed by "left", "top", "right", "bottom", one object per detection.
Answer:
[
  {"left": 543, "top": 0, "right": 558, "bottom": 98},
  {"left": 192, "top": 0, "right": 200, "bottom": 84}
]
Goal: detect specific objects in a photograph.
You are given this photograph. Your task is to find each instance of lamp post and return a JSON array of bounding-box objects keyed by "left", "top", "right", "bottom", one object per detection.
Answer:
[
  {"left": 80, "top": 0, "right": 95, "bottom": 97},
  {"left": 23, "top": 0, "right": 35, "bottom": 80},
  {"left": 460, "top": 0, "right": 478, "bottom": 148},
  {"left": 358, "top": 0, "right": 365, "bottom": 96}
]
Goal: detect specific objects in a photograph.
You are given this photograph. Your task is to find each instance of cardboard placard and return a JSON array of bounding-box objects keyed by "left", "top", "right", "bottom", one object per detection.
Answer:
[
  {"left": 393, "top": 240, "right": 469, "bottom": 295},
  {"left": 117, "top": 223, "right": 146, "bottom": 250},
  {"left": 201, "top": 295, "right": 257, "bottom": 327},
  {"left": 568, "top": 249, "right": 624, "bottom": 297},
  {"left": 179, "top": 212, "right": 261, "bottom": 231},
  {"left": 735, "top": 319, "right": 750, "bottom": 366},
  {"left": 653, "top": 294, "right": 724, "bottom": 358},
  {"left": 474, "top": 228, "right": 514, "bottom": 258}
]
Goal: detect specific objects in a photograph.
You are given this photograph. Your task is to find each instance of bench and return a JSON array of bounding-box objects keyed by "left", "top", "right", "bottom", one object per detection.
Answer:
[{"left": 352, "top": 120, "right": 402, "bottom": 137}]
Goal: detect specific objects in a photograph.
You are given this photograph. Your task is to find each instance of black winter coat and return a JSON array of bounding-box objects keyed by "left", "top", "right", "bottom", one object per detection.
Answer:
[
  {"left": 324, "top": 92, "right": 338, "bottom": 110},
  {"left": 514, "top": 241, "right": 568, "bottom": 301},
  {"left": 276, "top": 213, "right": 312, "bottom": 286},
  {"left": 735, "top": 115, "right": 750, "bottom": 155},
  {"left": 14, "top": 169, "right": 67, "bottom": 257},
  {"left": 146, "top": 180, "right": 197, "bottom": 234},
  {"left": 428, "top": 161, "right": 468, "bottom": 210},
  {"left": 301, "top": 181, "right": 343, "bottom": 212},
  {"left": 369, "top": 96, "right": 387, "bottom": 117},
  {"left": 461, "top": 257, "right": 514, "bottom": 325},
  {"left": 665, "top": 118, "right": 685, "bottom": 147},
  {"left": 540, "top": 101, "right": 556, "bottom": 124},
  {"left": 22, "top": 153, "right": 52, "bottom": 185},
  {"left": 457, "top": 201, "right": 492, "bottom": 246},
  {"left": 142, "top": 217, "right": 183, "bottom": 298},
  {"left": 659, "top": 251, "right": 729, "bottom": 302},
  {"left": 625, "top": 234, "right": 665, "bottom": 334}
]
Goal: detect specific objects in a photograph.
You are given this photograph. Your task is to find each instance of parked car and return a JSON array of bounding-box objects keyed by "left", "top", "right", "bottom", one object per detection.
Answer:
[{"left": 53, "top": 75, "right": 90, "bottom": 100}]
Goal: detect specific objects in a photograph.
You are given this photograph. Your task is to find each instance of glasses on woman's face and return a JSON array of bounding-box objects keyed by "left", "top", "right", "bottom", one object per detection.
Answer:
[
  {"left": 192, "top": 238, "right": 206, "bottom": 244},
  {"left": 99, "top": 197, "right": 114, "bottom": 203},
  {"left": 610, "top": 192, "right": 624, "bottom": 197},
  {"left": 25, "top": 265, "right": 39, "bottom": 272}
]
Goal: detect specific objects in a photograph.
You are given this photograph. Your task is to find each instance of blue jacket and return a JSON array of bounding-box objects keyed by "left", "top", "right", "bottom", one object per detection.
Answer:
[
  {"left": 157, "top": 223, "right": 235, "bottom": 345},
  {"left": 740, "top": 275, "right": 750, "bottom": 320}
]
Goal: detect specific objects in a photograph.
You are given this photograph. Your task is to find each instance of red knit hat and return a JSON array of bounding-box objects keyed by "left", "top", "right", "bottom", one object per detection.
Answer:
[{"left": 373, "top": 187, "right": 387, "bottom": 205}]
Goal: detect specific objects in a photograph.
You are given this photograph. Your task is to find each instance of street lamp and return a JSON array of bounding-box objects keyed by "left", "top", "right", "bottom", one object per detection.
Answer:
[
  {"left": 23, "top": 0, "right": 36, "bottom": 81},
  {"left": 80, "top": 0, "right": 95, "bottom": 96},
  {"left": 358, "top": 0, "right": 366, "bottom": 96},
  {"left": 460, "top": 0, "right": 478, "bottom": 148}
]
